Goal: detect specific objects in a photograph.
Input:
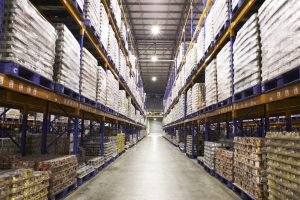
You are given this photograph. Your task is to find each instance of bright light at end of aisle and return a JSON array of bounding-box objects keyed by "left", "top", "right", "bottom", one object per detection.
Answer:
[
  {"left": 152, "top": 77, "right": 157, "bottom": 82},
  {"left": 154, "top": 118, "right": 157, "bottom": 121},
  {"left": 151, "top": 25, "right": 160, "bottom": 35},
  {"left": 151, "top": 55, "right": 157, "bottom": 62}
]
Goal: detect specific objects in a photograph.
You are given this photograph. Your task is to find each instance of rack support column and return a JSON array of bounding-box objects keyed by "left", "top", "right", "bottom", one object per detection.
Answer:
[
  {"left": 20, "top": 107, "right": 28, "bottom": 156},
  {"left": 73, "top": 114, "right": 79, "bottom": 155},
  {"left": 205, "top": 120, "right": 210, "bottom": 141},
  {"left": 184, "top": 124, "right": 187, "bottom": 153},
  {"left": 41, "top": 102, "right": 49, "bottom": 154},
  {"left": 192, "top": 124, "right": 195, "bottom": 157},
  {"left": 100, "top": 121, "right": 105, "bottom": 156},
  {"left": 286, "top": 112, "right": 292, "bottom": 132}
]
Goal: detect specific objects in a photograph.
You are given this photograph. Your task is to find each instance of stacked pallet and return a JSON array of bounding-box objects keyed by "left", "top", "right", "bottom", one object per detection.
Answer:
[
  {"left": 186, "top": 135, "right": 194, "bottom": 155},
  {"left": 191, "top": 83, "right": 205, "bottom": 113},
  {"left": 104, "top": 137, "right": 117, "bottom": 161},
  {"left": 16, "top": 155, "right": 78, "bottom": 197},
  {"left": 118, "top": 90, "right": 127, "bottom": 116},
  {"left": 0, "top": 138, "right": 19, "bottom": 169},
  {"left": 179, "top": 142, "right": 185, "bottom": 151},
  {"left": 205, "top": 8, "right": 214, "bottom": 51},
  {"left": 215, "top": 149, "right": 234, "bottom": 181},
  {"left": 84, "top": 0, "right": 101, "bottom": 37},
  {"left": 87, "top": 157, "right": 105, "bottom": 169},
  {"left": 205, "top": 60, "right": 218, "bottom": 107},
  {"left": 54, "top": 24, "right": 80, "bottom": 93},
  {"left": 81, "top": 48, "right": 98, "bottom": 101},
  {"left": 211, "top": 0, "right": 229, "bottom": 37},
  {"left": 204, "top": 142, "right": 231, "bottom": 170},
  {"left": 187, "top": 88, "right": 192, "bottom": 115},
  {"left": 76, "top": 164, "right": 94, "bottom": 179},
  {"left": 117, "top": 133, "right": 125, "bottom": 153},
  {"left": 4, "top": 109, "right": 20, "bottom": 119},
  {"left": 0, "top": 0, "right": 56, "bottom": 80},
  {"left": 100, "top": 3, "right": 109, "bottom": 50},
  {"left": 231, "top": 0, "right": 240, "bottom": 11},
  {"left": 233, "top": 137, "right": 267, "bottom": 199},
  {"left": 233, "top": 13, "right": 261, "bottom": 94},
  {"left": 108, "top": 26, "right": 119, "bottom": 67},
  {"left": 259, "top": 0, "right": 300, "bottom": 82},
  {"left": 85, "top": 141, "right": 101, "bottom": 156},
  {"left": 0, "top": 169, "right": 49, "bottom": 200},
  {"left": 106, "top": 70, "right": 118, "bottom": 111},
  {"left": 265, "top": 131, "right": 300, "bottom": 199},
  {"left": 217, "top": 42, "right": 232, "bottom": 102},
  {"left": 194, "top": 132, "right": 205, "bottom": 156},
  {"left": 196, "top": 27, "right": 205, "bottom": 64},
  {"left": 110, "top": 0, "right": 122, "bottom": 29},
  {"left": 96, "top": 67, "right": 107, "bottom": 105}
]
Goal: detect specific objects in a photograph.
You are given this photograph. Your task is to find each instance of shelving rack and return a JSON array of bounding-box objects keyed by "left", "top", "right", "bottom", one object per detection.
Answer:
[
  {"left": 0, "top": 0, "right": 146, "bottom": 159},
  {"left": 163, "top": 0, "right": 300, "bottom": 199}
]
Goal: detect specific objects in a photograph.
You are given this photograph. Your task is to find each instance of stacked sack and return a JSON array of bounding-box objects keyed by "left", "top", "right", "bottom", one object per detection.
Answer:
[
  {"left": 118, "top": 90, "right": 128, "bottom": 116},
  {"left": 54, "top": 24, "right": 80, "bottom": 93},
  {"left": 233, "top": 13, "right": 261, "bottom": 94},
  {"left": 96, "top": 67, "right": 107, "bottom": 105},
  {"left": 259, "top": 0, "right": 300, "bottom": 82},
  {"left": 196, "top": 27, "right": 205, "bottom": 64},
  {"left": 0, "top": 138, "right": 19, "bottom": 169},
  {"left": 205, "top": 60, "right": 218, "bottom": 106},
  {"left": 191, "top": 83, "right": 205, "bottom": 113},
  {"left": 0, "top": 0, "right": 56, "bottom": 80},
  {"left": 117, "top": 133, "right": 125, "bottom": 153},
  {"left": 211, "top": 0, "right": 229, "bottom": 37},
  {"left": 106, "top": 70, "right": 118, "bottom": 111},
  {"left": 187, "top": 88, "right": 192, "bottom": 115},
  {"left": 217, "top": 42, "right": 232, "bottom": 102},
  {"left": 84, "top": 0, "right": 101, "bottom": 37},
  {"left": 205, "top": 8, "right": 214, "bottom": 51},
  {"left": 81, "top": 48, "right": 98, "bottom": 101},
  {"left": 99, "top": 3, "right": 109, "bottom": 50}
]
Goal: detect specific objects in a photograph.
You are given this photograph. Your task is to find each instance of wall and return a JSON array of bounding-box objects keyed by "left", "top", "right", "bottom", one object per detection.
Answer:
[{"left": 149, "top": 118, "right": 163, "bottom": 134}]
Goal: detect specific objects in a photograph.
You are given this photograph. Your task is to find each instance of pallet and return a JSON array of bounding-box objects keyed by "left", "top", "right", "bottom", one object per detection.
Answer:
[
  {"left": 205, "top": 104, "right": 217, "bottom": 112},
  {"left": 233, "top": 84, "right": 261, "bottom": 102},
  {"left": 77, "top": 171, "right": 95, "bottom": 186},
  {"left": 197, "top": 159, "right": 205, "bottom": 167},
  {"left": 203, "top": 165, "right": 215, "bottom": 176},
  {"left": 0, "top": 61, "right": 54, "bottom": 90},
  {"left": 71, "top": 0, "right": 83, "bottom": 15},
  {"left": 186, "top": 153, "right": 197, "bottom": 159},
  {"left": 48, "top": 182, "right": 77, "bottom": 200},
  {"left": 232, "top": 0, "right": 247, "bottom": 17},
  {"left": 214, "top": 20, "right": 230, "bottom": 42},
  {"left": 261, "top": 67, "right": 300, "bottom": 93},
  {"left": 232, "top": 183, "right": 258, "bottom": 200},
  {"left": 80, "top": 96, "right": 97, "bottom": 107},
  {"left": 217, "top": 97, "right": 232, "bottom": 108},
  {"left": 54, "top": 84, "right": 80, "bottom": 100},
  {"left": 214, "top": 173, "right": 233, "bottom": 190},
  {"left": 84, "top": 19, "right": 100, "bottom": 41}
]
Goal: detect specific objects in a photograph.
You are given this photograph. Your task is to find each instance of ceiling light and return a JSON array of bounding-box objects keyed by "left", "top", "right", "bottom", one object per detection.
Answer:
[
  {"left": 151, "top": 55, "right": 157, "bottom": 62},
  {"left": 151, "top": 25, "right": 160, "bottom": 35},
  {"left": 152, "top": 77, "right": 157, "bottom": 82},
  {"left": 154, "top": 118, "right": 157, "bottom": 121}
]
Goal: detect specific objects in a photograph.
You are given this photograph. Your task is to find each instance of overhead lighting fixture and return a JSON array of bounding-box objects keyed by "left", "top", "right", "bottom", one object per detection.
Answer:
[
  {"left": 154, "top": 118, "right": 157, "bottom": 121},
  {"left": 151, "top": 55, "right": 158, "bottom": 62},
  {"left": 151, "top": 25, "right": 160, "bottom": 35},
  {"left": 152, "top": 77, "right": 157, "bottom": 82}
]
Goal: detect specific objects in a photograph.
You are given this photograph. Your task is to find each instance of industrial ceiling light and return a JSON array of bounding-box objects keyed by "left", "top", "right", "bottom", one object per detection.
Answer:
[
  {"left": 151, "top": 55, "right": 158, "bottom": 62},
  {"left": 151, "top": 25, "right": 160, "bottom": 35},
  {"left": 154, "top": 118, "right": 157, "bottom": 121},
  {"left": 152, "top": 76, "right": 157, "bottom": 82}
]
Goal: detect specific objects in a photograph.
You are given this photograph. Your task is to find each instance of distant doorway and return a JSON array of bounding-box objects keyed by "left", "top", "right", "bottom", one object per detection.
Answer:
[{"left": 149, "top": 118, "right": 163, "bottom": 135}]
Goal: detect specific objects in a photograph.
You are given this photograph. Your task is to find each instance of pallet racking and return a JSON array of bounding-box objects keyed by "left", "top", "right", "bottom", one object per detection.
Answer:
[{"left": 163, "top": 0, "right": 300, "bottom": 199}]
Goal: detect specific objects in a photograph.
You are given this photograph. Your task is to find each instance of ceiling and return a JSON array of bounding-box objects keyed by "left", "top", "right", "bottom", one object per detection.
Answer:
[{"left": 123, "top": 0, "right": 204, "bottom": 95}]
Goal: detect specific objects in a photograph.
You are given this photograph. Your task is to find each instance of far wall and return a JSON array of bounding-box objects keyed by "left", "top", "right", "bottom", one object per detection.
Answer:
[{"left": 149, "top": 118, "right": 163, "bottom": 133}]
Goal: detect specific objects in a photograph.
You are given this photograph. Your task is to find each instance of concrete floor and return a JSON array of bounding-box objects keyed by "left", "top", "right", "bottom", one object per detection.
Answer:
[{"left": 67, "top": 134, "right": 240, "bottom": 200}]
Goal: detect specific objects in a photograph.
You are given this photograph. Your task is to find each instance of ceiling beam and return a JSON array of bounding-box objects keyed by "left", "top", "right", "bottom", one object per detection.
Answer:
[
  {"left": 126, "top": 2, "right": 187, "bottom": 6},
  {"left": 129, "top": 10, "right": 183, "bottom": 14}
]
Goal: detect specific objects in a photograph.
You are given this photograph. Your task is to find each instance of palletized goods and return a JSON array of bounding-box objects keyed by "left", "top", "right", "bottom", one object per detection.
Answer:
[
  {"left": 196, "top": 27, "right": 205, "bottom": 64},
  {"left": 204, "top": 141, "right": 231, "bottom": 170},
  {"left": 215, "top": 149, "right": 234, "bottom": 181},
  {"left": 117, "top": 133, "right": 125, "bottom": 153},
  {"left": 217, "top": 42, "right": 232, "bottom": 102},
  {"left": 106, "top": 70, "right": 119, "bottom": 111},
  {"left": 0, "top": 138, "right": 19, "bottom": 169},
  {"left": 0, "top": 169, "right": 49, "bottom": 200},
  {"left": 87, "top": 157, "right": 104, "bottom": 169},
  {"left": 84, "top": 0, "right": 101, "bottom": 37},
  {"left": 205, "top": 8, "right": 214, "bottom": 51},
  {"left": 233, "top": 137, "right": 267, "bottom": 199},
  {"left": 258, "top": 0, "right": 300, "bottom": 82},
  {"left": 100, "top": 3, "right": 109, "bottom": 50},
  {"left": 191, "top": 83, "right": 205, "bottom": 112},
  {"left": 81, "top": 48, "right": 98, "bottom": 101},
  {"left": 76, "top": 164, "right": 94, "bottom": 179},
  {"left": 96, "top": 66, "right": 107, "bottom": 105},
  {"left": 187, "top": 88, "right": 192, "bottom": 115},
  {"left": 211, "top": 0, "right": 229, "bottom": 37},
  {"left": 104, "top": 137, "right": 117, "bottom": 161},
  {"left": 266, "top": 131, "right": 300, "bottom": 200},
  {"left": 205, "top": 59, "right": 218, "bottom": 106},
  {"left": 233, "top": 13, "right": 261, "bottom": 93},
  {"left": 54, "top": 24, "right": 80, "bottom": 93},
  {"left": 186, "top": 133, "right": 204, "bottom": 156},
  {"left": 0, "top": 0, "right": 56, "bottom": 80}
]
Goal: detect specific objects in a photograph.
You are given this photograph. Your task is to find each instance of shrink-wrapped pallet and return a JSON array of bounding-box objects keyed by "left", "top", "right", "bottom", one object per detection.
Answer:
[
  {"left": 106, "top": 70, "right": 118, "bottom": 111},
  {"left": 54, "top": 24, "right": 80, "bottom": 93},
  {"left": 204, "top": 141, "right": 231, "bottom": 170},
  {"left": 258, "top": 0, "right": 300, "bottom": 82},
  {"left": 191, "top": 83, "right": 205, "bottom": 112},
  {"left": 0, "top": 138, "right": 19, "bottom": 169},
  {"left": 233, "top": 14, "right": 261, "bottom": 94},
  {"left": 215, "top": 149, "right": 234, "bottom": 181},
  {"left": 233, "top": 137, "right": 267, "bottom": 199},
  {"left": 96, "top": 66, "right": 107, "bottom": 105},
  {"left": 0, "top": 0, "right": 56, "bottom": 80},
  {"left": 118, "top": 90, "right": 127, "bottom": 115},
  {"left": 187, "top": 88, "right": 192, "bottom": 115},
  {"left": 266, "top": 131, "right": 300, "bottom": 200},
  {"left": 84, "top": 0, "right": 101, "bottom": 37},
  {"left": 217, "top": 42, "right": 232, "bottom": 102},
  {"left": 205, "top": 60, "right": 218, "bottom": 106},
  {"left": 196, "top": 27, "right": 205, "bottom": 64},
  {"left": 117, "top": 133, "right": 125, "bottom": 153},
  {"left": 211, "top": 0, "right": 229, "bottom": 37},
  {"left": 100, "top": 3, "right": 109, "bottom": 50},
  {"left": 5, "top": 109, "right": 20, "bottom": 119},
  {"left": 81, "top": 48, "right": 98, "bottom": 101},
  {"left": 87, "top": 156, "right": 104, "bottom": 169},
  {"left": 205, "top": 9, "right": 214, "bottom": 51}
]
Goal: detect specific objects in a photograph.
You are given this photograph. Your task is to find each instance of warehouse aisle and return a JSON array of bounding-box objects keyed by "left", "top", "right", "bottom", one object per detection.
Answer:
[{"left": 67, "top": 135, "right": 239, "bottom": 200}]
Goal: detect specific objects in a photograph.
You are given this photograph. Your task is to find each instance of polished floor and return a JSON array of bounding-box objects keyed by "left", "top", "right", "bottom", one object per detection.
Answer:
[{"left": 67, "top": 134, "right": 239, "bottom": 200}]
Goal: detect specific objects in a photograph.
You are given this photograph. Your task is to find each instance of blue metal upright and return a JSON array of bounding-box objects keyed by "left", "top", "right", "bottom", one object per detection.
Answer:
[
  {"left": 205, "top": 121, "right": 210, "bottom": 141},
  {"left": 73, "top": 116, "right": 79, "bottom": 155},
  {"left": 20, "top": 108, "right": 28, "bottom": 156},
  {"left": 286, "top": 113, "right": 292, "bottom": 132},
  {"left": 184, "top": 125, "right": 187, "bottom": 152},
  {"left": 226, "top": 121, "right": 230, "bottom": 138},
  {"left": 100, "top": 121, "right": 105, "bottom": 156},
  {"left": 192, "top": 124, "right": 195, "bottom": 156},
  {"left": 41, "top": 102, "right": 49, "bottom": 154},
  {"left": 80, "top": 114, "right": 84, "bottom": 147}
]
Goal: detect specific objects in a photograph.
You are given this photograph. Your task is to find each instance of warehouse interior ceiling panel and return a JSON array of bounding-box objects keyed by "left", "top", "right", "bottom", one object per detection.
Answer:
[{"left": 123, "top": 0, "right": 204, "bottom": 95}]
